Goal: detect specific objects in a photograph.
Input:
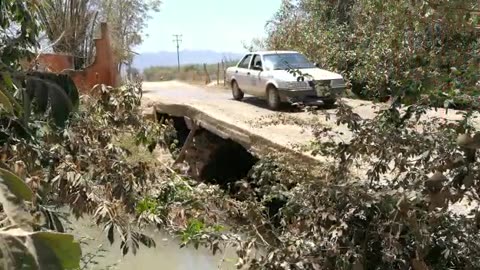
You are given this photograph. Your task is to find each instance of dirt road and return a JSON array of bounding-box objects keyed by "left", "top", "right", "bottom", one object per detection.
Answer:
[
  {"left": 142, "top": 81, "right": 341, "bottom": 162},
  {"left": 142, "top": 80, "right": 479, "bottom": 162}
]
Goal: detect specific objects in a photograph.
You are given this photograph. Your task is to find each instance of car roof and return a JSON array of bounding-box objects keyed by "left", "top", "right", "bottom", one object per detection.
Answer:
[{"left": 247, "top": 50, "right": 300, "bottom": 55}]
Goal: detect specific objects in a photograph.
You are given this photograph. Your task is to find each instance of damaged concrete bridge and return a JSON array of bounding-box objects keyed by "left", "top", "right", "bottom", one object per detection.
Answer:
[
  {"left": 141, "top": 80, "right": 477, "bottom": 182},
  {"left": 141, "top": 80, "right": 334, "bottom": 182},
  {"left": 142, "top": 81, "right": 325, "bottom": 165}
]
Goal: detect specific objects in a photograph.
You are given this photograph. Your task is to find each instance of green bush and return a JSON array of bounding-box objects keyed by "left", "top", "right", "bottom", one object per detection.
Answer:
[{"left": 265, "top": 0, "right": 480, "bottom": 107}]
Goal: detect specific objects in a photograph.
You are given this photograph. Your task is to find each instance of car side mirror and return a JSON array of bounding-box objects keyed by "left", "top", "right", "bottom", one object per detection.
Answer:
[
  {"left": 314, "top": 62, "right": 320, "bottom": 68},
  {"left": 253, "top": 65, "right": 263, "bottom": 71}
]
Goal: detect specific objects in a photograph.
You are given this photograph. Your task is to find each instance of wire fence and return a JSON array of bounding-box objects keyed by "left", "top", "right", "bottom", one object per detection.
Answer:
[{"left": 143, "top": 59, "right": 238, "bottom": 87}]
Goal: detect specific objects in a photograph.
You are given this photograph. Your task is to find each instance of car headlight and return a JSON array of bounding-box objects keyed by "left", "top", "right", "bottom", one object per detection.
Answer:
[{"left": 330, "top": 78, "right": 346, "bottom": 88}]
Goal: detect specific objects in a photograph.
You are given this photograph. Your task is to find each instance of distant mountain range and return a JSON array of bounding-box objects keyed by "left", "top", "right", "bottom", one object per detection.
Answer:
[{"left": 132, "top": 50, "right": 244, "bottom": 70}]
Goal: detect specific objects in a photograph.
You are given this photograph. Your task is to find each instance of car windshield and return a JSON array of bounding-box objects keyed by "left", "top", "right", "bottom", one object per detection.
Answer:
[{"left": 263, "top": 53, "right": 315, "bottom": 70}]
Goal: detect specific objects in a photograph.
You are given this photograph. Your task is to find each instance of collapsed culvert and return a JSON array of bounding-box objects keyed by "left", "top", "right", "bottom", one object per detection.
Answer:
[
  {"left": 156, "top": 112, "right": 190, "bottom": 151},
  {"left": 182, "top": 129, "right": 258, "bottom": 187},
  {"left": 156, "top": 114, "right": 258, "bottom": 187},
  {"left": 200, "top": 133, "right": 259, "bottom": 187},
  {"left": 263, "top": 196, "right": 286, "bottom": 227},
  {"left": 154, "top": 112, "right": 289, "bottom": 227}
]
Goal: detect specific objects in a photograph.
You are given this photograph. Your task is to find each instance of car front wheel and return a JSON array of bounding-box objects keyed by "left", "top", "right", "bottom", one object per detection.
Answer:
[
  {"left": 267, "top": 85, "right": 281, "bottom": 110},
  {"left": 231, "top": 81, "right": 244, "bottom": 101},
  {"left": 322, "top": 97, "right": 336, "bottom": 108}
]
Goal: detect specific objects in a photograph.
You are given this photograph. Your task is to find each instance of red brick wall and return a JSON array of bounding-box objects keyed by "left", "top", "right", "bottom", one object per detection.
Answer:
[
  {"left": 36, "top": 54, "right": 74, "bottom": 71},
  {"left": 67, "top": 23, "right": 119, "bottom": 93},
  {"left": 36, "top": 22, "right": 119, "bottom": 93}
]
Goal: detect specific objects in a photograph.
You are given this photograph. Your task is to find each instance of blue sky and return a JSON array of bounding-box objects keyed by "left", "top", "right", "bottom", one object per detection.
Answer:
[{"left": 136, "top": 0, "right": 282, "bottom": 53}]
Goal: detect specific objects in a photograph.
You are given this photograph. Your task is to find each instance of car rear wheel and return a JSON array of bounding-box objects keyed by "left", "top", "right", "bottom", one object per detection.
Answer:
[
  {"left": 267, "top": 85, "right": 281, "bottom": 110},
  {"left": 231, "top": 81, "right": 244, "bottom": 101}
]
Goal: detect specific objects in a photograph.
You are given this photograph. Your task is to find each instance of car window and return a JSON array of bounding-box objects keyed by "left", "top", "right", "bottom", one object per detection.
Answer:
[
  {"left": 250, "top": 54, "right": 262, "bottom": 69},
  {"left": 238, "top": 54, "right": 252, "bottom": 69},
  {"left": 263, "top": 53, "right": 315, "bottom": 70}
]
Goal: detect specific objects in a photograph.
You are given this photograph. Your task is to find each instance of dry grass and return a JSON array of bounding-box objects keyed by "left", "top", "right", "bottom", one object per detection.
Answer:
[{"left": 115, "top": 132, "right": 177, "bottom": 170}]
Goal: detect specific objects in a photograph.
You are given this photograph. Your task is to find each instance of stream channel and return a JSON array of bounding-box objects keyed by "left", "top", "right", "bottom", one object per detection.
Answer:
[{"left": 67, "top": 215, "right": 237, "bottom": 270}]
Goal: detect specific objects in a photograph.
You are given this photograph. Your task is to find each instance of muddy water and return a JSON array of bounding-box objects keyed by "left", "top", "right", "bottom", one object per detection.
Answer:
[{"left": 67, "top": 216, "right": 237, "bottom": 270}]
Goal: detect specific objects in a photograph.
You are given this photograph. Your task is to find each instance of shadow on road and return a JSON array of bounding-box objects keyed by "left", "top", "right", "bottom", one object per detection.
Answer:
[{"left": 240, "top": 96, "right": 337, "bottom": 113}]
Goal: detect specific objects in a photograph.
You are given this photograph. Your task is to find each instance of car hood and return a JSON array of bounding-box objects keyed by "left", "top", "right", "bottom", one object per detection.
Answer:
[{"left": 270, "top": 68, "right": 343, "bottom": 81}]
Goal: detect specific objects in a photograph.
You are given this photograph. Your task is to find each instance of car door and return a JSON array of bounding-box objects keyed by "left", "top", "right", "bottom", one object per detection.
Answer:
[
  {"left": 233, "top": 54, "right": 253, "bottom": 94},
  {"left": 248, "top": 54, "right": 266, "bottom": 97}
]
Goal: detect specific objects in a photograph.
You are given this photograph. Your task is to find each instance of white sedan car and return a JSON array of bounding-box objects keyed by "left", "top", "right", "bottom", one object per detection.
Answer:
[{"left": 226, "top": 51, "right": 346, "bottom": 110}]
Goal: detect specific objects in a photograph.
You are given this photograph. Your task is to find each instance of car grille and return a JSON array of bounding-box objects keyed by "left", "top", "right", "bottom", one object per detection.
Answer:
[
  {"left": 311, "top": 79, "right": 345, "bottom": 96},
  {"left": 313, "top": 80, "right": 330, "bottom": 87},
  {"left": 286, "top": 81, "right": 311, "bottom": 90},
  {"left": 330, "top": 79, "right": 346, "bottom": 88}
]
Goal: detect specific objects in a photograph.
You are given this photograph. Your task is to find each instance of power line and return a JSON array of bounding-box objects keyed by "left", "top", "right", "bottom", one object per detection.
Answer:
[{"left": 172, "top": 34, "right": 182, "bottom": 72}]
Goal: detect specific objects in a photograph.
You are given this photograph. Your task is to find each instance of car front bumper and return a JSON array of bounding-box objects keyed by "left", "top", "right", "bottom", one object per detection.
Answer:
[{"left": 277, "top": 87, "right": 345, "bottom": 104}]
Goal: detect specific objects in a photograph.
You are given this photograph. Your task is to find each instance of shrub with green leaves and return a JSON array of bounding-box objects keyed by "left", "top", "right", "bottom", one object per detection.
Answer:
[{"left": 265, "top": 0, "right": 480, "bottom": 107}]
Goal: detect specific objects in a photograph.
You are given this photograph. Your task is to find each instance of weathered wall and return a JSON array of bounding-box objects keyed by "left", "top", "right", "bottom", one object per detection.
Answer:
[
  {"left": 67, "top": 23, "right": 118, "bottom": 93},
  {"left": 35, "top": 22, "right": 118, "bottom": 93},
  {"left": 36, "top": 54, "right": 74, "bottom": 71}
]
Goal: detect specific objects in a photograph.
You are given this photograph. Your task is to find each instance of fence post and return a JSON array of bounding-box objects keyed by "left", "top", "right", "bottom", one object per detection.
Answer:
[
  {"left": 203, "top": 63, "right": 211, "bottom": 85},
  {"left": 222, "top": 60, "right": 226, "bottom": 87},
  {"left": 217, "top": 62, "right": 220, "bottom": 85}
]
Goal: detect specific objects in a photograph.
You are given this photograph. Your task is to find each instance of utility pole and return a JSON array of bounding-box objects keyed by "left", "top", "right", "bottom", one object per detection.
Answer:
[{"left": 172, "top": 34, "right": 182, "bottom": 72}]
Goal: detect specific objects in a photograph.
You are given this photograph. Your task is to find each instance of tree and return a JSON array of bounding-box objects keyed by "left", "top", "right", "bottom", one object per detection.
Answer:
[
  {"left": 265, "top": 0, "right": 480, "bottom": 107},
  {"left": 126, "top": 66, "right": 140, "bottom": 80},
  {"left": 38, "top": 0, "right": 99, "bottom": 69},
  {"left": 1, "top": 1, "right": 79, "bottom": 128},
  {"left": 0, "top": 0, "right": 41, "bottom": 68},
  {"left": 242, "top": 37, "right": 266, "bottom": 52},
  {"left": 36, "top": 0, "right": 161, "bottom": 73},
  {"left": 0, "top": 2, "right": 82, "bottom": 269},
  {"left": 96, "top": 0, "right": 161, "bottom": 72}
]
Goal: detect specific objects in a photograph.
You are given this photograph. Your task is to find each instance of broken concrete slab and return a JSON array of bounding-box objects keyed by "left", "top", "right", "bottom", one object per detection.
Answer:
[{"left": 147, "top": 100, "right": 321, "bottom": 167}]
